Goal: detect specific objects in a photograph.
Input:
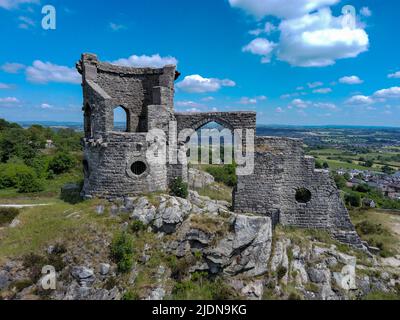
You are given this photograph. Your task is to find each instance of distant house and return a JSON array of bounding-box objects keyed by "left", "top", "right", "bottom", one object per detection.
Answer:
[
  {"left": 363, "top": 198, "right": 376, "bottom": 208},
  {"left": 45, "top": 140, "right": 54, "bottom": 149}
]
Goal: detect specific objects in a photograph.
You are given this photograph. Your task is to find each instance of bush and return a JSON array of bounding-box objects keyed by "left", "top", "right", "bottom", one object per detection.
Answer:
[
  {"left": 130, "top": 220, "right": 146, "bottom": 233},
  {"left": 0, "top": 207, "right": 19, "bottom": 226},
  {"left": 48, "top": 152, "right": 75, "bottom": 175},
  {"left": 170, "top": 177, "right": 189, "bottom": 199},
  {"left": 356, "top": 221, "right": 384, "bottom": 236},
  {"left": 0, "top": 162, "right": 33, "bottom": 189},
  {"left": 205, "top": 164, "right": 237, "bottom": 187},
  {"left": 345, "top": 192, "right": 361, "bottom": 207},
  {"left": 110, "top": 232, "right": 134, "bottom": 273},
  {"left": 16, "top": 170, "right": 44, "bottom": 193},
  {"left": 60, "top": 182, "right": 83, "bottom": 204}
]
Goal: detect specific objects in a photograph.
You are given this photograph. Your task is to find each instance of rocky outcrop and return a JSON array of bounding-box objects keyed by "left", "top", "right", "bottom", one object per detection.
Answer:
[{"left": 188, "top": 168, "right": 215, "bottom": 189}]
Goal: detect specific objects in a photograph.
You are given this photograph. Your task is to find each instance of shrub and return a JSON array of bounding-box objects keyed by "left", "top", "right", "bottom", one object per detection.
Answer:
[
  {"left": 0, "top": 207, "right": 19, "bottom": 226},
  {"left": 110, "top": 232, "right": 134, "bottom": 273},
  {"left": 48, "top": 152, "right": 75, "bottom": 175},
  {"left": 170, "top": 177, "right": 189, "bottom": 199},
  {"left": 0, "top": 162, "right": 33, "bottom": 189},
  {"left": 356, "top": 221, "right": 384, "bottom": 236},
  {"left": 277, "top": 266, "right": 288, "bottom": 280},
  {"left": 16, "top": 169, "right": 44, "bottom": 193},
  {"left": 345, "top": 192, "right": 361, "bottom": 207},
  {"left": 130, "top": 220, "right": 146, "bottom": 233},
  {"left": 205, "top": 164, "right": 237, "bottom": 187},
  {"left": 122, "top": 290, "right": 140, "bottom": 300}
]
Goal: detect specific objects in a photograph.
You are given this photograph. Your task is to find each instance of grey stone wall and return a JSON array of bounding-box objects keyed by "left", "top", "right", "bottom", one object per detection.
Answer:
[
  {"left": 82, "top": 133, "right": 167, "bottom": 198},
  {"left": 233, "top": 136, "right": 363, "bottom": 248}
]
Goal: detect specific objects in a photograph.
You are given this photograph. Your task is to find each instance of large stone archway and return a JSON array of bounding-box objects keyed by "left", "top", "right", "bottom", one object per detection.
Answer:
[{"left": 175, "top": 111, "right": 256, "bottom": 133}]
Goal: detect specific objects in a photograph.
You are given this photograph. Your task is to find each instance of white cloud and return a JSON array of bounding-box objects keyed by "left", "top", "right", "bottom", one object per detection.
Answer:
[
  {"left": 313, "top": 88, "right": 332, "bottom": 94},
  {"left": 18, "top": 15, "right": 35, "bottom": 29},
  {"left": 373, "top": 87, "right": 400, "bottom": 99},
  {"left": 314, "top": 102, "right": 337, "bottom": 110},
  {"left": 111, "top": 54, "right": 177, "bottom": 68},
  {"left": 40, "top": 103, "right": 53, "bottom": 109},
  {"left": 0, "top": 83, "right": 12, "bottom": 89},
  {"left": 307, "top": 81, "right": 323, "bottom": 88},
  {"left": 109, "top": 22, "right": 126, "bottom": 31},
  {"left": 388, "top": 71, "right": 400, "bottom": 79},
  {"left": 176, "top": 75, "right": 236, "bottom": 93},
  {"left": 239, "top": 95, "right": 267, "bottom": 104},
  {"left": 339, "top": 75, "right": 363, "bottom": 85},
  {"left": 346, "top": 95, "right": 374, "bottom": 105},
  {"left": 277, "top": 9, "right": 369, "bottom": 67},
  {"left": 0, "top": 97, "right": 19, "bottom": 103},
  {"left": 201, "top": 96, "right": 215, "bottom": 102},
  {"left": 228, "top": 0, "right": 339, "bottom": 19},
  {"left": 275, "top": 107, "right": 284, "bottom": 113},
  {"left": 176, "top": 101, "right": 204, "bottom": 108},
  {"left": 249, "top": 22, "right": 277, "bottom": 36},
  {"left": 290, "top": 98, "right": 310, "bottom": 109},
  {"left": 0, "top": 0, "right": 39, "bottom": 10},
  {"left": 242, "top": 38, "right": 276, "bottom": 63},
  {"left": 360, "top": 7, "right": 372, "bottom": 17},
  {"left": 0, "top": 97, "right": 20, "bottom": 107},
  {"left": 26, "top": 60, "right": 81, "bottom": 84},
  {"left": 1, "top": 62, "right": 26, "bottom": 73}
]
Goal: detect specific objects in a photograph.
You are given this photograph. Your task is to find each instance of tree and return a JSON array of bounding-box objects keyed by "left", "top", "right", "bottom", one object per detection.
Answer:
[
  {"left": 48, "top": 152, "right": 75, "bottom": 174},
  {"left": 382, "top": 165, "right": 395, "bottom": 175},
  {"left": 323, "top": 162, "right": 330, "bottom": 169},
  {"left": 345, "top": 193, "right": 361, "bottom": 207}
]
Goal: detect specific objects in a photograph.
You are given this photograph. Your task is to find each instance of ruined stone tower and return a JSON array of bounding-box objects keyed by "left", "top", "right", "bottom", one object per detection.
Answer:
[{"left": 77, "top": 53, "right": 364, "bottom": 248}]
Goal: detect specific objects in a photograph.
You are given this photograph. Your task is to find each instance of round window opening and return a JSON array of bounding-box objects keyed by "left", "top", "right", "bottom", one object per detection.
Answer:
[
  {"left": 295, "top": 188, "right": 312, "bottom": 203},
  {"left": 131, "top": 161, "right": 147, "bottom": 176}
]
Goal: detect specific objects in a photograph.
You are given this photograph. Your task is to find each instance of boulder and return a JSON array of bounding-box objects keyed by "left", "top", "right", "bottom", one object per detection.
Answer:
[
  {"left": 188, "top": 169, "right": 215, "bottom": 189},
  {"left": 99, "top": 263, "right": 110, "bottom": 276},
  {"left": 0, "top": 270, "right": 10, "bottom": 290},
  {"left": 333, "top": 265, "right": 357, "bottom": 291},
  {"left": 71, "top": 266, "right": 95, "bottom": 287},
  {"left": 130, "top": 197, "right": 156, "bottom": 225},
  {"left": 241, "top": 280, "right": 264, "bottom": 300}
]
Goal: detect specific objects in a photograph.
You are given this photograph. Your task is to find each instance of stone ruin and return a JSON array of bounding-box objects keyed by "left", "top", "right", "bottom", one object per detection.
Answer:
[{"left": 76, "top": 53, "right": 364, "bottom": 248}]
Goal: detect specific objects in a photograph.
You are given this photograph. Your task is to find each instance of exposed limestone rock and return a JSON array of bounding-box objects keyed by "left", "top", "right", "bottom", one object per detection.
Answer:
[{"left": 188, "top": 168, "right": 214, "bottom": 189}]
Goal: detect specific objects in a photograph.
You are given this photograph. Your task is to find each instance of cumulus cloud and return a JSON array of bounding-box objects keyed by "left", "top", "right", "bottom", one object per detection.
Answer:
[
  {"left": 249, "top": 22, "right": 277, "bottom": 36},
  {"left": 242, "top": 38, "right": 276, "bottom": 63},
  {"left": 290, "top": 98, "right": 311, "bottom": 109},
  {"left": 346, "top": 95, "right": 374, "bottom": 105},
  {"left": 228, "top": 0, "right": 339, "bottom": 19},
  {"left": 176, "top": 75, "right": 236, "bottom": 93},
  {"left": 111, "top": 54, "right": 177, "bottom": 68},
  {"left": 40, "top": 103, "right": 53, "bottom": 109},
  {"left": 277, "top": 8, "right": 369, "bottom": 67},
  {"left": 0, "top": 97, "right": 19, "bottom": 103},
  {"left": 18, "top": 15, "right": 35, "bottom": 29},
  {"left": 26, "top": 60, "right": 81, "bottom": 84},
  {"left": 388, "top": 71, "right": 400, "bottom": 79},
  {"left": 313, "top": 88, "right": 332, "bottom": 94},
  {"left": 339, "top": 75, "right": 364, "bottom": 84},
  {"left": 307, "top": 82, "right": 323, "bottom": 88},
  {"left": 230, "top": 2, "right": 369, "bottom": 67},
  {"left": 0, "top": 83, "right": 12, "bottom": 89},
  {"left": 0, "top": 97, "right": 20, "bottom": 107},
  {"left": 275, "top": 107, "right": 284, "bottom": 113},
  {"left": 0, "top": 0, "right": 39, "bottom": 10},
  {"left": 373, "top": 87, "right": 400, "bottom": 99},
  {"left": 360, "top": 7, "right": 372, "bottom": 17},
  {"left": 1, "top": 62, "right": 26, "bottom": 73},
  {"left": 109, "top": 22, "right": 126, "bottom": 32},
  {"left": 314, "top": 102, "right": 337, "bottom": 110},
  {"left": 239, "top": 95, "right": 267, "bottom": 104}
]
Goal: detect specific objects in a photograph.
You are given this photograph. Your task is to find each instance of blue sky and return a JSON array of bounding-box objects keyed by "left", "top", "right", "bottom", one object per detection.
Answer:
[{"left": 0, "top": 0, "right": 399, "bottom": 126}]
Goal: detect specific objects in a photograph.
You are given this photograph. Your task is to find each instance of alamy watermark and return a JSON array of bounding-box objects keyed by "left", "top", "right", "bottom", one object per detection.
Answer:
[{"left": 41, "top": 5, "right": 56, "bottom": 30}]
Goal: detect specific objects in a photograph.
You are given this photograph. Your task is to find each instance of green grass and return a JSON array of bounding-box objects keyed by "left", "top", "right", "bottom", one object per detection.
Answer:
[
  {"left": 0, "top": 199, "right": 116, "bottom": 263},
  {"left": 350, "top": 209, "right": 400, "bottom": 257},
  {"left": 196, "top": 183, "right": 232, "bottom": 203}
]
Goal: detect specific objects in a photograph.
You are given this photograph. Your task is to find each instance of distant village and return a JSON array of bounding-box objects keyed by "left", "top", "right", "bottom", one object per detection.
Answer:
[{"left": 335, "top": 168, "right": 400, "bottom": 202}]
